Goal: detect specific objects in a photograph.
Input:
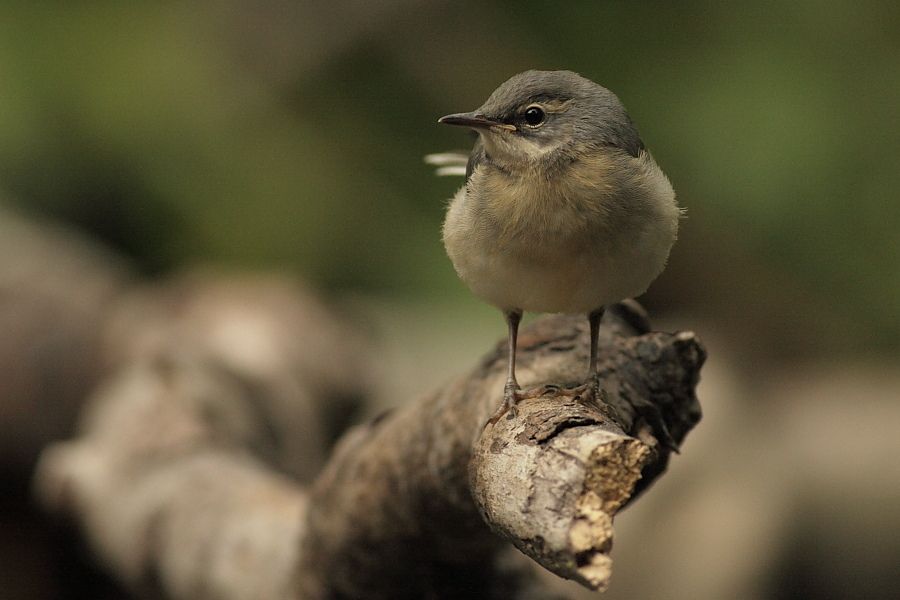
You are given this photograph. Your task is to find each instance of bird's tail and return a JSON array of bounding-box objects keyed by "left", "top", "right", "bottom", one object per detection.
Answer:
[{"left": 423, "top": 152, "right": 468, "bottom": 177}]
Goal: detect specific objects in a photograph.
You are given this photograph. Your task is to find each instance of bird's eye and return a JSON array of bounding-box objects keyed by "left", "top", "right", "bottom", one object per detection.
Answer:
[{"left": 523, "top": 106, "right": 545, "bottom": 127}]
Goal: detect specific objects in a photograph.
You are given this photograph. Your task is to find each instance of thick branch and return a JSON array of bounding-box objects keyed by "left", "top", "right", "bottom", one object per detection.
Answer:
[
  {"left": 298, "top": 302, "right": 704, "bottom": 597},
  {"left": 36, "top": 298, "right": 704, "bottom": 599}
]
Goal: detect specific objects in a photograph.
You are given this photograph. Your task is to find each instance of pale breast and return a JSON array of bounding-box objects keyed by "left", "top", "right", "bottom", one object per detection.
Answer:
[{"left": 442, "top": 150, "right": 679, "bottom": 314}]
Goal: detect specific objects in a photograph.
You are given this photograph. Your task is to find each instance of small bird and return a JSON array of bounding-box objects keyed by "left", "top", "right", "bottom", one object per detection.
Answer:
[{"left": 431, "top": 70, "right": 680, "bottom": 423}]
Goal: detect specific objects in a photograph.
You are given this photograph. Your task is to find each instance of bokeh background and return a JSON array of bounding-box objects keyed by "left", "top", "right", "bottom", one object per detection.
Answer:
[{"left": 1, "top": 1, "right": 898, "bottom": 599}]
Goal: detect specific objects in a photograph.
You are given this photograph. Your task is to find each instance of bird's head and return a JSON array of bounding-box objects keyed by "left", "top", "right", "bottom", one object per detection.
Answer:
[{"left": 439, "top": 70, "right": 643, "bottom": 174}]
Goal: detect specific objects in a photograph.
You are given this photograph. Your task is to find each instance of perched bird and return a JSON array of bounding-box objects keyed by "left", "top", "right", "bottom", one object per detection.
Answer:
[{"left": 430, "top": 70, "right": 680, "bottom": 423}]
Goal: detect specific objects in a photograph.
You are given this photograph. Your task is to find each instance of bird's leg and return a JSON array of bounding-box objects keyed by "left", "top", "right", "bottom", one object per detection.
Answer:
[
  {"left": 487, "top": 309, "right": 523, "bottom": 425},
  {"left": 586, "top": 307, "right": 604, "bottom": 398},
  {"left": 541, "top": 308, "right": 605, "bottom": 402},
  {"left": 486, "top": 308, "right": 607, "bottom": 425}
]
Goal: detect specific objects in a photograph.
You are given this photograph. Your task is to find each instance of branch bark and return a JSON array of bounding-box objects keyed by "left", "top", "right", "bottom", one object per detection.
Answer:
[
  {"left": 298, "top": 302, "right": 703, "bottom": 597},
  {"left": 36, "top": 298, "right": 704, "bottom": 599}
]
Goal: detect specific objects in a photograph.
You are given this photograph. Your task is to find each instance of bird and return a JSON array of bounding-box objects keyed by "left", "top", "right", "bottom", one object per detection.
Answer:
[{"left": 429, "top": 70, "right": 681, "bottom": 424}]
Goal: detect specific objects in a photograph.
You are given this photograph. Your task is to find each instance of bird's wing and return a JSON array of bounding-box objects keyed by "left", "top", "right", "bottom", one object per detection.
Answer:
[
  {"left": 464, "top": 140, "right": 485, "bottom": 182},
  {"left": 424, "top": 152, "right": 468, "bottom": 177}
]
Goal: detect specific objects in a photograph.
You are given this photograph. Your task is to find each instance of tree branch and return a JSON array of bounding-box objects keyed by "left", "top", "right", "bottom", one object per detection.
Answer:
[
  {"left": 299, "top": 302, "right": 704, "bottom": 597},
  {"left": 36, "top": 296, "right": 704, "bottom": 599}
]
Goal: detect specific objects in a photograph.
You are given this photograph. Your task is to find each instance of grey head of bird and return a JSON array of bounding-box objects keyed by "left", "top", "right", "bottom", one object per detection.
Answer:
[{"left": 438, "top": 70, "right": 644, "bottom": 176}]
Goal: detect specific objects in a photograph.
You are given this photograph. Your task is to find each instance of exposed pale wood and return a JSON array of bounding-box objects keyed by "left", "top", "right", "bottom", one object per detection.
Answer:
[{"left": 36, "top": 295, "right": 704, "bottom": 599}]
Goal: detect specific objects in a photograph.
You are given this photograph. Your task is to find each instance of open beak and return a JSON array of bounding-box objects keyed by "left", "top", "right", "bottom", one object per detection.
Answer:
[{"left": 438, "top": 112, "right": 516, "bottom": 132}]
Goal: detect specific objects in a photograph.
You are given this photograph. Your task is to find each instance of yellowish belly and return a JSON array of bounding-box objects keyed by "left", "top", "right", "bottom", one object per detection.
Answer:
[
  {"left": 441, "top": 150, "right": 679, "bottom": 314},
  {"left": 447, "top": 241, "right": 664, "bottom": 314}
]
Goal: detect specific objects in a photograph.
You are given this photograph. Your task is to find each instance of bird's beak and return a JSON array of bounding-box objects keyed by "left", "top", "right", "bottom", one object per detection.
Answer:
[{"left": 438, "top": 112, "right": 516, "bottom": 132}]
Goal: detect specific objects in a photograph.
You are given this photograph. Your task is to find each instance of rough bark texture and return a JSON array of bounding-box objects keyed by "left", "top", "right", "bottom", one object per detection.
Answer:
[
  {"left": 298, "top": 301, "right": 703, "bottom": 598},
  {"left": 36, "top": 287, "right": 704, "bottom": 598}
]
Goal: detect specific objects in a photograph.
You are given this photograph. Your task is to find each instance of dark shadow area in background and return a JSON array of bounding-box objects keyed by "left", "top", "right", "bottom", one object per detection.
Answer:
[{"left": 1, "top": 465, "right": 125, "bottom": 600}]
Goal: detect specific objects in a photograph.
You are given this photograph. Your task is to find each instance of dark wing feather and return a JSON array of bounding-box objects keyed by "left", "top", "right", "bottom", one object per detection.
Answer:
[{"left": 466, "top": 139, "right": 486, "bottom": 182}]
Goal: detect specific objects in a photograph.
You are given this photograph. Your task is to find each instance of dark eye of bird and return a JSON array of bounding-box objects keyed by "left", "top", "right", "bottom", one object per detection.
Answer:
[{"left": 523, "top": 106, "right": 545, "bottom": 127}]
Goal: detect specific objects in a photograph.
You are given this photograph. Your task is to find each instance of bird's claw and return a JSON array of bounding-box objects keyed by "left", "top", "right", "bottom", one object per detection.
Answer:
[
  {"left": 562, "top": 378, "right": 678, "bottom": 451},
  {"left": 518, "top": 383, "right": 564, "bottom": 399},
  {"left": 535, "top": 374, "right": 601, "bottom": 403},
  {"left": 484, "top": 367, "right": 680, "bottom": 451},
  {"left": 486, "top": 381, "right": 522, "bottom": 426}
]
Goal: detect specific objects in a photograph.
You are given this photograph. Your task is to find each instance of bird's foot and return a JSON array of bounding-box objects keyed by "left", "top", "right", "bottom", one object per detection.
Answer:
[
  {"left": 485, "top": 381, "right": 599, "bottom": 425},
  {"left": 538, "top": 374, "right": 602, "bottom": 403},
  {"left": 486, "top": 381, "right": 526, "bottom": 426},
  {"left": 488, "top": 376, "right": 682, "bottom": 452},
  {"left": 558, "top": 378, "right": 681, "bottom": 453}
]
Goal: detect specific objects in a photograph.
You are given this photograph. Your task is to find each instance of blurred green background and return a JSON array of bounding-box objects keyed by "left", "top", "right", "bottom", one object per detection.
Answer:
[
  {"left": 2, "top": 0, "right": 898, "bottom": 354},
  {"left": 1, "top": 2, "right": 899, "bottom": 599}
]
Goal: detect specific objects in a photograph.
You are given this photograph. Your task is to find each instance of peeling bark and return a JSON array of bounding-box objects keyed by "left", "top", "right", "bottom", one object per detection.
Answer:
[
  {"left": 299, "top": 302, "right": 704, "bottom": 597},
  {"left": 37, "top": 296, "right": 704, "bottom": 599}
]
